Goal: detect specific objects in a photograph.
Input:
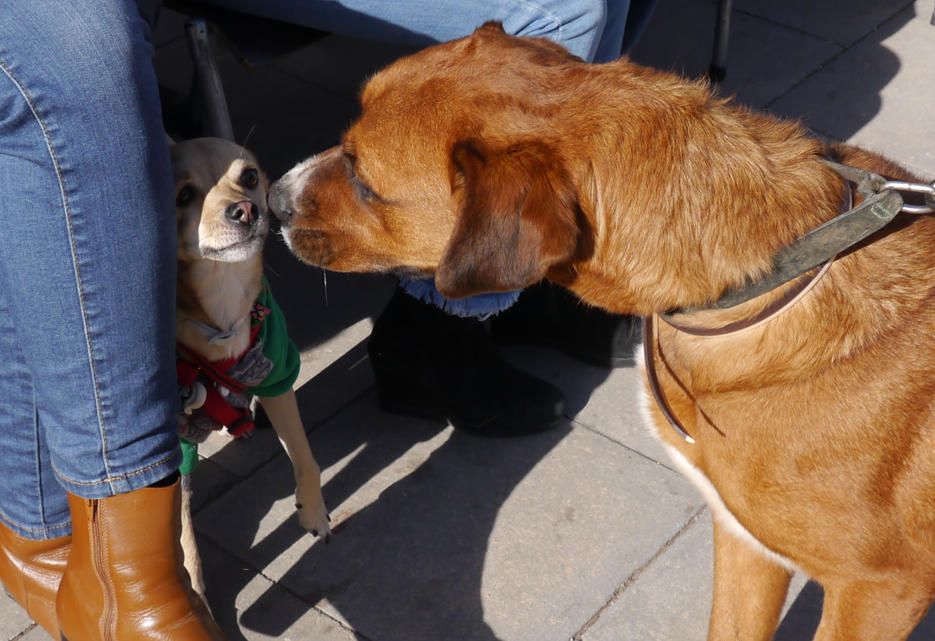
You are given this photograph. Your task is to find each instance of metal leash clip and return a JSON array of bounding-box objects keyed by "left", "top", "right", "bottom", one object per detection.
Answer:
[
  {"left": 874, "top": 179, "right": 935, "bottom": 215},
  {"left": 824, "top": 160, "right": 935, "bottom": 215}
]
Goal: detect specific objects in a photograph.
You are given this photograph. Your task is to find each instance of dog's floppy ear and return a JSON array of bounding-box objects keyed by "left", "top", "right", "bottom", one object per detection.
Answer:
[{"left": 436, "top": 139, "right": 580, "bottom": 299}]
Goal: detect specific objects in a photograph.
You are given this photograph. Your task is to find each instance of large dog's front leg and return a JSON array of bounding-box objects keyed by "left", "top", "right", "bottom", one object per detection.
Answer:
[
  {"left": 708, "top": 520, "right": 791, "bottom": 641},
  {"left": 257, "top": 390, "right": 331, "bottom": 539},
  {"left": 812, "top": 579, "right": 929, "bottom": 641}
]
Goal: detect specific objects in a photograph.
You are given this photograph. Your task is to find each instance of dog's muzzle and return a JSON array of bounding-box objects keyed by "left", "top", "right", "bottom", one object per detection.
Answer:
[{"left": 268, "top": 181, "right": 294, "bottom": 226}]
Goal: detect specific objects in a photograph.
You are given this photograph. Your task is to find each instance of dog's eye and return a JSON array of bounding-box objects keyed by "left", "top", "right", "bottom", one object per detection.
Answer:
[
  {"left": 176, "top": 185, "right": 195, "bottom": 207},
  {"left": 353, "top": 179, "right": 376, "bottom": 202},
  {"left": 344, "top": 153, "right": 378, "bottom": 202},
  {"left": 240, "top": 168, "right": 259, "bottom": 189}
]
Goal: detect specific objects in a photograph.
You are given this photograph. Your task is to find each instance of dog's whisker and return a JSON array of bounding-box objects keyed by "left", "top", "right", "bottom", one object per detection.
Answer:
[
  {"left": 238, "top": 124, "right": 258, "bottom": 160},
  {"left": 322, "top": 268, "right": 329, "bottom": 308}
]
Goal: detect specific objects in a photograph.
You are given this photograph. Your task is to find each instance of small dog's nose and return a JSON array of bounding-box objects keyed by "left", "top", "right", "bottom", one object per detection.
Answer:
[
  {"left": 225, "top": 200, "right": 257, "bottom": 225},
  {"left": 268, "top": 181, "right": 294, "bottom": 225}
]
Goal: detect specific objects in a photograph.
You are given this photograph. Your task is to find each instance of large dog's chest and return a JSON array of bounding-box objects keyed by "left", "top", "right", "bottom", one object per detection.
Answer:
[{"left": 637, "top": 341, "right": 803, "bottom": 570}]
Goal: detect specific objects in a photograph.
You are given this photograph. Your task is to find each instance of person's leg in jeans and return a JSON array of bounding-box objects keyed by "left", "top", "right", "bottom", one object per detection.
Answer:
[
  {"left": 199, "top": 0, "right": 626, "bottom": 61},
  {"left": 0, "top": 1, "right": 226, "bottom": 638}
]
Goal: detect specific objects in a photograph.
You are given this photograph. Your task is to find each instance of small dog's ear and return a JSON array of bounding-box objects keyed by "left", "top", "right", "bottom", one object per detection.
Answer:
[{"left": 436, "top": 139, "right": 580, "bottom": 299}]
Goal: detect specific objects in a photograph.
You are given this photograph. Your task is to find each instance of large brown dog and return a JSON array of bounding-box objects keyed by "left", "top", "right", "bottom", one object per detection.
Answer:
[{"left": 268, "top": 23, "right": 935, "bottom": 641}]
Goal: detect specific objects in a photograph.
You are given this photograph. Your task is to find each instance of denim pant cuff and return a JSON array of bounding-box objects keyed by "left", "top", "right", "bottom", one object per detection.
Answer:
[
  {"left": 53, "top": 449, "right": 183, "bottom": 500},
  {"left": 0, "top": 508, "right": 73, "bottom": 540}
]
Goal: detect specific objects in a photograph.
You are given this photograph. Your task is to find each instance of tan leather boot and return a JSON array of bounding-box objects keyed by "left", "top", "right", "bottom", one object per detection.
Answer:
[
  {"left": 0, "top": 522, "right": 70, "bottom": 638},
  {"left": 57, "top": 479, "right": 227, "bottom": 641}
]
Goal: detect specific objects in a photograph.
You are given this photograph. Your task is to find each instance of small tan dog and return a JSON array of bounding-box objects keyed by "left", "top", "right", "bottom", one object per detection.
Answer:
[
  {"left": 170, "top": 138, "right": 331, "bottom": 598},
  {"left": 267, "top": 24, "right": 935, "bottom": 641}
]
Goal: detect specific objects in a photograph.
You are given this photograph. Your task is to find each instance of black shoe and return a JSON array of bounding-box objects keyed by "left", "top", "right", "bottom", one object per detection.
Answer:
[
  {"left": 368, "top": 288, "right": 565, "bottom": 437},
  {"left": 491, "top": 283, "right": 641, "bottom": 368}
]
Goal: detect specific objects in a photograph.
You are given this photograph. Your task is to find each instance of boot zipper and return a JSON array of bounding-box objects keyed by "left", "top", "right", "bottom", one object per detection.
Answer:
[{"left": 88, "top": 500, "right": 116, "bottom": 641}]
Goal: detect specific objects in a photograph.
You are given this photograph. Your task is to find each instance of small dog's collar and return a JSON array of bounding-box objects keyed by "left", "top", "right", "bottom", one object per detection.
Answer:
[{"left": 185, "top": 314, "right": 250, "bottom": 345}]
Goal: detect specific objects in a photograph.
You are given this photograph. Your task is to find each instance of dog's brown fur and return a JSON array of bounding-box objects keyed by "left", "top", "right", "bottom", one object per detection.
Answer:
[
  {"left": 269, "top": 23, "right": 935, "bottom": 641},
  {"left": 171, "top": 138, "right": 331, "bottom": 599}
]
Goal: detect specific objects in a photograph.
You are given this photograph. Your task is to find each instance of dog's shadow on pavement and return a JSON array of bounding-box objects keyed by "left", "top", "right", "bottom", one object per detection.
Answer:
[
  {"left": 192, "top": 335, "right": 596, "bottom": 641},
  {"left": 199, "top": 352, "right": 570, "bottom": 641}
]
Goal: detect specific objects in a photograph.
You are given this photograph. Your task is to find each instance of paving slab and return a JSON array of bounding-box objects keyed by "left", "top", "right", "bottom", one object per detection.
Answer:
[
  {"left": 629, "top": 0, "right": 841, "bottom": 108},
  {"left": 735, "top": 0, "right": 914, "bottom": 47},
  {"left": 15, "top": 628, "right": 50, "bottom": 641},
  {"left": 198, "top": 537, "right": 360, "bottom": 641},
  {"left": 582, "top": 509, "right": 712, "bottom": 641},
  {"left": 196, "top": 393, "right": 703, "bottom": 641},
  {"left": 770, "top": 5, "right": 935, "bottom": 177},
  {"left": 499, "top": 345, "right": 670, "bottom": 465},
  {"left": 584, "top": 505, "right": 935, "bottom": 641},
  {"left": 0, "top": 593, "right": 36, "bottom": 640},
  {"left": 582, "top": 510, "right": 811, "bottom": 641}
]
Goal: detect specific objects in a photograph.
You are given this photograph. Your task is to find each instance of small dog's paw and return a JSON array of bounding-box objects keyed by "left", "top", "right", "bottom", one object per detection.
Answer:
[{"left": 295, "top": 486, "right": 332, "bottom": 542}]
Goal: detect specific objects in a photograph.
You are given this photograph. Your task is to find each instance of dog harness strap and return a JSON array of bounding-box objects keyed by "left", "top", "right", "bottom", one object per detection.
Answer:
[
  {"left": 176, "top": 341, "right": 249, "bottom": 395},
  {"left": 642, "top": 315, "right": 695, "bottom": 443}
]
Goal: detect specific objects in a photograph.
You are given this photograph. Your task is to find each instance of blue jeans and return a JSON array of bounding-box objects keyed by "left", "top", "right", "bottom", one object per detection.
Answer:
[
  {"left": 200, "top": 0, "right": 632, "bottom": 63},
  {"left": 0, "top": 0, "right": 180, "bottom": 538}
]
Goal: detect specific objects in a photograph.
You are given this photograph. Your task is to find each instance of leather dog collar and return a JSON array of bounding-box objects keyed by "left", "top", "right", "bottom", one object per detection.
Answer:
[{"left": 644, "top": 159, "right": 913, "bottom": 443}]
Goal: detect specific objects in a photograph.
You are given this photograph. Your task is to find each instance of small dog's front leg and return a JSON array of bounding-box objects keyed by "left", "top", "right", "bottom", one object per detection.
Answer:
[
  {"left": 180, "top": 475, "right": 209, "bottom": 604},
  {"left": 257, "top": 390, "right": 332, "bottom": 540}
]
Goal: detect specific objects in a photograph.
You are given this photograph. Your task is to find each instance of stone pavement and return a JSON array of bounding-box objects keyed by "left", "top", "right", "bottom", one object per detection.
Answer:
[{"left": 5, "top": 1, "right": 934, "bottom": 639}]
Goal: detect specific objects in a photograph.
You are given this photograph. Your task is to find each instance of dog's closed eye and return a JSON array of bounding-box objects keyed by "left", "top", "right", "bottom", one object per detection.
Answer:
[{"left": 343, "top": 152, "right": 379, "bottom": 202}]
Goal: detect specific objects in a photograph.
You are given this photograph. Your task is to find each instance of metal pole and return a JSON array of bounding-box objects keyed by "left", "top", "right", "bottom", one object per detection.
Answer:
[
  {"left": 184, "top": 18, "right": 235, "bottom": 141},
  {"left": 708, "top": 0, "right": 733, "bottom": 83}
]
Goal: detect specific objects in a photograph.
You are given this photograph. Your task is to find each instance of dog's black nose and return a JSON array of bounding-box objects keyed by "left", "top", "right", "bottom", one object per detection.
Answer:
[
  {"left": 226, "top": 200, "right": 257, "bottom": 225},
  {"left": 268, "top": 181, "right": 294, "bottom": 225}
]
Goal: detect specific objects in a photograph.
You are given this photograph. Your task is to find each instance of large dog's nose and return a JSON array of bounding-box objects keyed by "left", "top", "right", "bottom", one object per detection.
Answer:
[
  {"left": 268, "top": 180, "right": 293, "bottom": 225},
  {"left": 225, "top": 200, "right": 258, "bottom": 225}
]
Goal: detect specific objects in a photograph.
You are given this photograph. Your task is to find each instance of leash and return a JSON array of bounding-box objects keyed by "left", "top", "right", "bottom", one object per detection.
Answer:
[
  {"left": 644, "top": 160, "right": 935, "bottom": 443},
  {"left": 176, "top": 340, "right": 249, "bottom": 395}
]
